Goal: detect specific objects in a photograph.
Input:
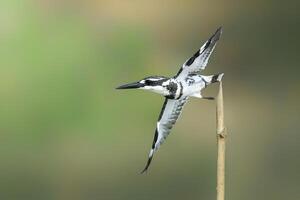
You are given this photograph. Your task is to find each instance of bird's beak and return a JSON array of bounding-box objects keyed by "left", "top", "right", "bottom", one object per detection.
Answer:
[{"left": 116, "top": 81, "right": 145, "bottom": 89}]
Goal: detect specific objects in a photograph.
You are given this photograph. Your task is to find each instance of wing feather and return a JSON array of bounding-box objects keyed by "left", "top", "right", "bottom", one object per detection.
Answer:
[
  {"left": 142, "top": 97, "right": 188, "bottom": 173},
  {"left": 175, "top": 27, "right": 222, "bottom": 80}
]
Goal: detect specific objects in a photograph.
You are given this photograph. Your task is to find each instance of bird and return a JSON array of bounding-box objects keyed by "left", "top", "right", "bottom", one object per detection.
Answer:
[{"left": 116, "top": 27, "right": 224, "bottom": 173}]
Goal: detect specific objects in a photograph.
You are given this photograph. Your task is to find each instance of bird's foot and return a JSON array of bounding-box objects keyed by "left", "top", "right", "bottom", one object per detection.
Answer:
[{"left": 202, "top": 97, "right": 215, "bottom": 100}]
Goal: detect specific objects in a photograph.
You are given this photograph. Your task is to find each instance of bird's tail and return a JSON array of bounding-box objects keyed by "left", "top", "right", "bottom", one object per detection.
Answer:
[{"left": 203, "top": 73, "right": 224, "bottom": 85}]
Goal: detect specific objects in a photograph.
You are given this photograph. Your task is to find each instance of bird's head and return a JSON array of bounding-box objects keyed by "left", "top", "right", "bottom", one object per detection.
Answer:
[{"left": 116, "top": 76, "right": 170, "bottom": 95}]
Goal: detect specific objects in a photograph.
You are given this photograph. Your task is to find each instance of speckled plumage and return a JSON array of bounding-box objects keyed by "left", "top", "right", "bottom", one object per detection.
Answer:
[{"left": 117, "top": 27, "right": 224, "bottom": 173}]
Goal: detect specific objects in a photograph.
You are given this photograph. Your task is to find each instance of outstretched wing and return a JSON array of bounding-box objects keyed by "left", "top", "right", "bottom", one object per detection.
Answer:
[
  {"left": 142, "top": 97, "right": 188, "bottom": 173},
  {"left": 175, "top": 27, "right": 222, "bottom": 80}
]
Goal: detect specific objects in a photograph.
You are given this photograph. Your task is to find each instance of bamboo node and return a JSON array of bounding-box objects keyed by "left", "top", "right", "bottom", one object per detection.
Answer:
[{"left": 217, "top": 127, "right": 227, "bottom": 138}]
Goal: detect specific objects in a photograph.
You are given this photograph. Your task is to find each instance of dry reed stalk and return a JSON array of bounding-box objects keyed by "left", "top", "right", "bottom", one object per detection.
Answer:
[{"left": 216, "top": 82, "right": 227, "bottom": 200}]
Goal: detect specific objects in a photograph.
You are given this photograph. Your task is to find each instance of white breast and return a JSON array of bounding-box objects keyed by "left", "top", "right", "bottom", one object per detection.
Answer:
[{"left": 181, "top": 76, "right": 206, "bottom": 96}]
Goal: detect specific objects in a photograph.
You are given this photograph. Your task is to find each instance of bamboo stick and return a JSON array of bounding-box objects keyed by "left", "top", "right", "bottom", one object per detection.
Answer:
[{"left": 216, "top": 82, "right": 227, "bottom": 200}]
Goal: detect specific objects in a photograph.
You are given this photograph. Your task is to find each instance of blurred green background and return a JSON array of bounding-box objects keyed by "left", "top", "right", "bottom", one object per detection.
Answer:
[{"left": 0, "top": 0, "right": 299, "bottom": 199}]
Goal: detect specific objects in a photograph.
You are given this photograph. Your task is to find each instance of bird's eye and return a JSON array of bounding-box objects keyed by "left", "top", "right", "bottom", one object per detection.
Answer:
[{"left": 145, "top": 80, "right": 152, "bottom": 85}]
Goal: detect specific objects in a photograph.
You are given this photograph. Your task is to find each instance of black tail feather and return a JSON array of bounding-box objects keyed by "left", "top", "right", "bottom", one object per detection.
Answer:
[{"left": 211, "top": 73, "right": 224, "bottom": 83}]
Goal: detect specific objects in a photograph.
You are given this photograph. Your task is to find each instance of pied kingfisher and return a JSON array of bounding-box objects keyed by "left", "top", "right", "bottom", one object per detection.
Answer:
[{"left": 117, "top": 27, "right": 224, "bottom": 173}]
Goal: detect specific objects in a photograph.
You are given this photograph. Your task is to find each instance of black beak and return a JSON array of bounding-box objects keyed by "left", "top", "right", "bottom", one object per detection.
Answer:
[{"left": 116, "top": 82, "right": 145, "bottom": 89}]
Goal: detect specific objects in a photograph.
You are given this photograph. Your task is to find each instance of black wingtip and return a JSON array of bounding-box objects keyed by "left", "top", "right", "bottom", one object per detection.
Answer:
[
  {"left": 203, "top": 26, "right": 223, "bottom": 51},
  {"left": 141, "top": 156, "right": 153, "bottom": 174},
  {"left": 212, "top": 26, "right": 223, "bottom": 42}
]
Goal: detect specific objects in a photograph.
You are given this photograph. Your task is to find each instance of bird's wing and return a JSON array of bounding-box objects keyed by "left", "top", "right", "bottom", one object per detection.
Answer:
[
  {"left": 175, "top": 27, "right": 222, "bottom": 81},
  {"left": 142, "top": 97, "right": 188, "bottom": 173}
]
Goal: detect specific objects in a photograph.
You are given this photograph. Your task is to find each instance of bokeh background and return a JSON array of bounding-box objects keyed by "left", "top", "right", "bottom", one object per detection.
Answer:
[{"left": 0, "top": 0, "right": 299, "bottom": 199}]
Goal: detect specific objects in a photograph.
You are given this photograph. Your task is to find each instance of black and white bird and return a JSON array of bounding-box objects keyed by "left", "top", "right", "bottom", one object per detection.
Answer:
[{"left": 117, "top": 27, "right": 224, "bottom": 173}]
